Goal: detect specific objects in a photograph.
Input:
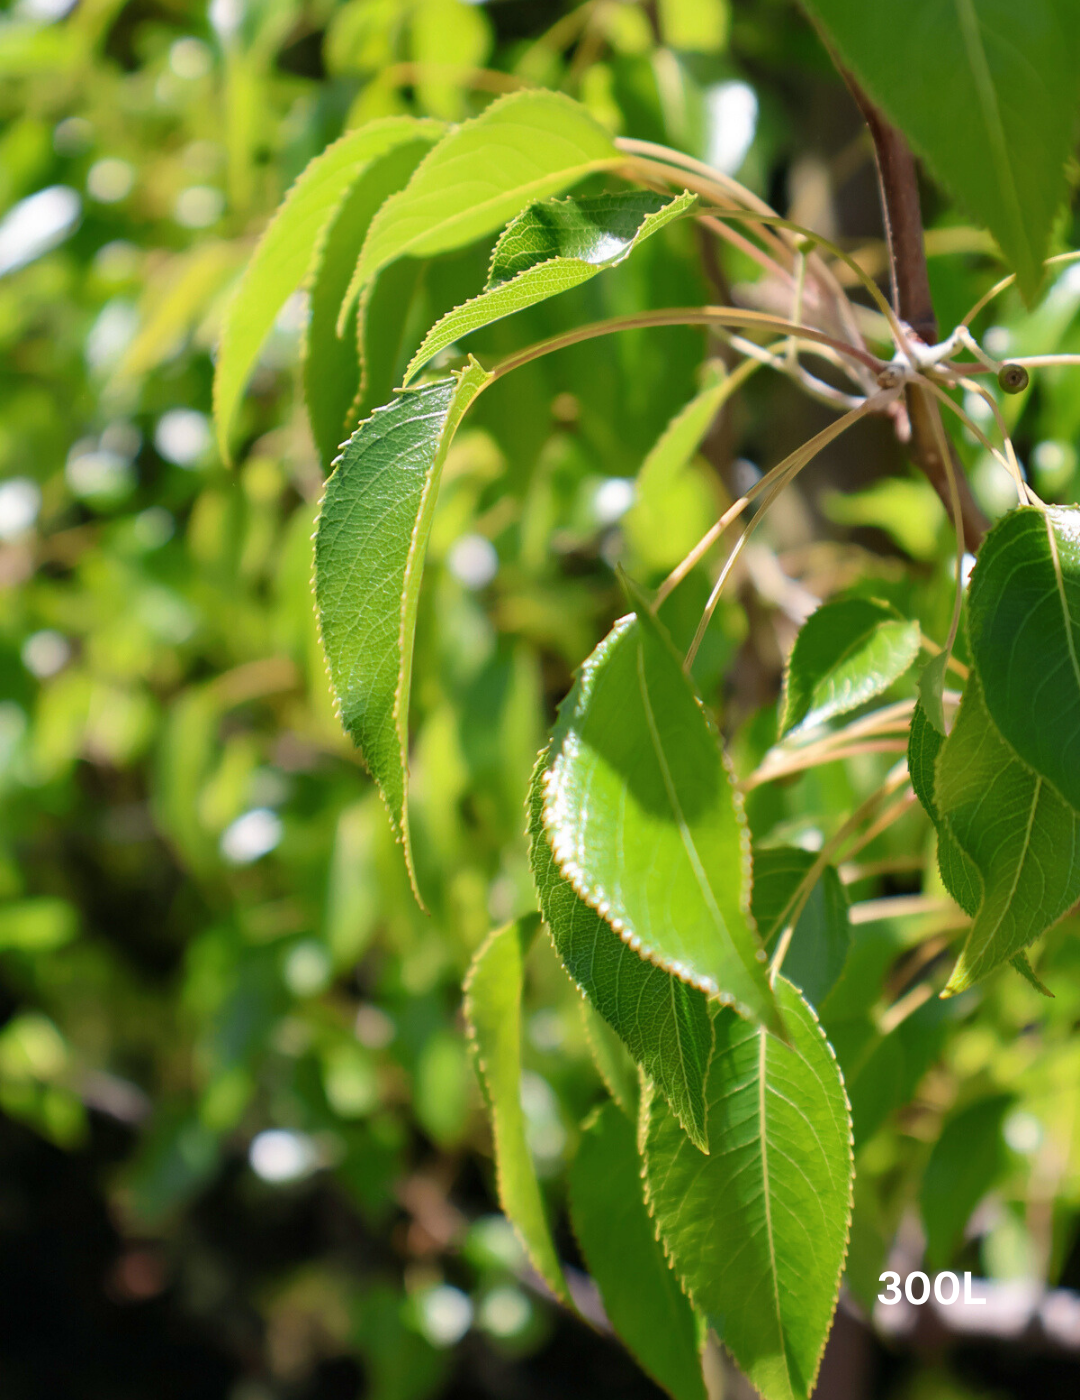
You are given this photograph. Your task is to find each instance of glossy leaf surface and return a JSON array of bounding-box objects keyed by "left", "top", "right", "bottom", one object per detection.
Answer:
[
  {"left": 968, "top": 505, "right": 1080, "bottom": 810},
  {"left": 569, "top": 1103, "right": 706, "bottom": 1400},
  {"left": 528, "top": 752, "right": 712, "bottom": 1149},
  {"left": 464, "top": 918, "right": 569, "bottom": 1303},
  {"left": 343, "top": 91, "right": 621, "bottom": 322},
  {"left": 750, "top": 847, "right": 851, "bottom": 1009},
  {"left": 404, "top": 190, "right": 695, "bottom": 384},
  {"left": 543, "top": 602, "right": 781, "bottom": 1034},
  {"left": 214, "top": 118, "right": 442, "bottom": 461},
  {"left": 779, "top": 597, "right": 920, "bottom": 735},
  {"left": 315, "top": 362, "right": 490, "bottom": 879},
  {"left": 802, "top": 0, "right": 1080, "bottom": 300},
  {"left": 644, "top": 978, "right": 853, "bottom": 1400},
  {"left": 937, "top": 675, "right": 1080, "bottom": 993}
]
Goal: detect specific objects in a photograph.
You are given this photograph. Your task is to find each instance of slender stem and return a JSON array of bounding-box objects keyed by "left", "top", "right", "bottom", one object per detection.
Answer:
[
  {"left": 488, "top": 307, "right": 887, "bottom": 382},
  {"left": 769, "top": 764, "right": 911, "bottom": 977},
  {"left": 841, "top": 69, "right": 990, "bottom": 549},
  {"left": 741, "top": 739, "right": 908, "bottom": 789},
  {"left": 924, "top": 380, "right": 968, "bottom": 663},
  {"left": 960, "top": 250, "right": 1080, "bottom": 327},
  {"left": 684, "top": 390, "right": 895, "bottom": 666},
  {"left": 955, "top": 376, "right": 1036, "bottom": 506}
]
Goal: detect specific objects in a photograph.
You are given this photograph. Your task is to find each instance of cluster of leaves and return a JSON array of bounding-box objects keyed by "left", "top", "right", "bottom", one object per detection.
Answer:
[{"left": 4, "top": 1, "right": 1080, "bottom": 1399}]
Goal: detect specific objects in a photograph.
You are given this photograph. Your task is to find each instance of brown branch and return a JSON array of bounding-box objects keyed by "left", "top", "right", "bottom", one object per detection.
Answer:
[{"left": 840, "top": 69, "right": 989, "bottom": 552}]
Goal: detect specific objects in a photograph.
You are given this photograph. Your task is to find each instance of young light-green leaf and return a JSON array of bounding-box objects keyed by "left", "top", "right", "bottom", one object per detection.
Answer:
[
  {"left": 402, "top": 190, "right": 696, "bottom": 384},
  {"left": 779, "top": 597, "right": 920, "bottom": 736},
  {"left": 750, "top": 846, "right": 851, "bottom": 1010},
  {"left": 801, "top": 0, "right": 1080, "bottom": 301},
  {"left": 936, "top": 674, "right": 1080, "bottom": 994},
  {"left": 968, "top": 505, "right": 1080, "bottom": 811},
  {"left": 644, "top": 977, "right": 853, "bottom": 1400},
  {"left": 304, "top": 136, "right": 439, "bottom": 468},
  {"left": 920, "top": 1093, "right": 1014, "bottom": 1270},
  {"left": 213, "top": 117, "right": 443, "bottom": 462},
  {"left": 314, "top": 361, "right": 491, "bottom": 886},
  {"left": 341, "top": 89, "right": 622, "bottom": 329},
  {"left": 464, "top": 917, "right": 570, "bottom": 1303},
  {"left": 528, "top": 751, "right": 713, "bottom": 1150},
  {"left": 569, "top": 1103, "right": 706, "bottom": 1400},
  {"left": 542, "top": 599, "right": 783, "bottom": 1036}
]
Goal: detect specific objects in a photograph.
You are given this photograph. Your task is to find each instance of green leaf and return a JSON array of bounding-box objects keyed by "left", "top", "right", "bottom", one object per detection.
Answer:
[
  {"left": 403, "top": 189, "right": 695, "bottom": 385},
  {"left": 569, "top": 1103, "right": 706, "bottom": 1400},
  {"left": 213, "top": 117, "right": 443, "bottom": 462},
  {"left": 341, "top": 90, "right": 621, "bottom": 326},
  {"left": 750, "top": 847, "right": 851, "bottom": 1009},
  {"left": 828, "top": 997, "right": 955, "bottom": 1150},
  {"left": 304, "top": 135, "right": 439, "bottom": 468},
  {"left": 528, "top": 751, "right": 713, "bottom": 1150},
  {"left": 658, "top": 0, "right": 730, "bottom": 53},
  {"left": 623, "top": 363, "right": 735, "bottom": 574},
  {"left": 580, "top": 999, "right": 640, "bottom": 1121},
  {"left": 968, "top": 505, "right": 1080, "bottom": 811},
  {"left": 801, "top": 0, "right": 1080, "bottom": 301},
  {"left": 644, "top": 977, "right": 853, "bottom": 1400},
  {"left": 917, "top": 651, "right": 950, "bottom": 737},
  {"left": 314, "top": 361, "right": 491, "bottom": 886},
  {"left": 936, "top": 674, "right": 1080, "bottom": 993},
  {"left": 543, "top": 595, "right": 782, "bottom": 1036},
  {"left": 907, "top": 700, "right": 981, "bottom": 918},
  {"left": 920, "top": 1093, "right": 1013, "bottom": 1270},
  {"left": 463, "top": 917, "right": 570, "bottom": 1304},
  {"left": 779, "top": 598, "right": 920, "bottom": 736}
]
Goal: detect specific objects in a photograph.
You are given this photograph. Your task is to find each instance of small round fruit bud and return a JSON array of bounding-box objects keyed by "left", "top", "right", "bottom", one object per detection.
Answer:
[{"left": 997, "top": 362, "right": 1029, "bottom": 394}]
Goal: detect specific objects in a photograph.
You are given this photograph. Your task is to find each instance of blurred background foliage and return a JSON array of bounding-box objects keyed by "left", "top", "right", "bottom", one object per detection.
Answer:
[{"left": 2, "top": 1, "right": 1080, "bottom": 1397}]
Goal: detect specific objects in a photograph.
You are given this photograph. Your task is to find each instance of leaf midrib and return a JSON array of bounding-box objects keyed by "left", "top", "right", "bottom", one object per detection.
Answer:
[
  {"left": 636, "top": 637, "right": 728, "bottom": 991},
  {"left": 757, "top": 1027, "right": 793, "bottom": 1396},
  {"left": 954, "top": 0, "right": 1032, "bottom": 275}
]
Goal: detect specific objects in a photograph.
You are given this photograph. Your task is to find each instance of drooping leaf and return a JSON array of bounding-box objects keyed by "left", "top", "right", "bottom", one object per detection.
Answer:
[
  {"left": 213, "top": 117, "right": 443, "bottom": 461},
  {"left": 907, "top": 699, "right": 981, "bottom": 918},
  {"left": 528, "top": 751, "right": 713, "bottom": 1150},
  {"left": 750, "top": 846, "right": 851, "bottom": 1009},
  {"left": 968, "top": 504, "right": 1080, "bottom": 811},
  {"left": 409, "top": 0, "right": 492, "bottom": 121},
  {"left": 314, "top": 361, "right": 491, "bottom": 885},
  {"left": 542, "top": 595, "right": 782, "bottom": 1035},
  {"left": 827, "top": 996, "right": 955, "bottom": 1150},
  {"left": 644, "top": 977, "right": 853, "bottom": 1400},
  {"left": 579, "top": 1000, "right": 639, "bottom": 1121},
  {"left": 623, "top": 362, "right": 734, "bottom": 574},
  {"left": 917, "top": 651, "right": 950, "bottom": 737},
  {"left": 463, "top": 917, "right": 570, "bottom": 1304},
  {"left": 779, "top": 597, "right": 920, "bottom": 735},
  {"left": 114, "top": 241, "right": 243, "bottom": 384},
  {"left": 801, "top": 0, "right": 1080, "bottom": 301},
  {"left": 936, "top": 674, "right": 1080, "bottom": 994},
  {"left": 403, "top": 190, "right": 696, "bottom": 384},
  {"left": 920, "top": 1093, "right": 1014, "bottom": 1269},
  {"left": 658, "top": 0, "right": 729, "bottom": 53},
  {"left": 569, "top": 1103, "right": 706, "bottom": 1400},
  {"left": 341, "top": 90, "right": 621, "bottom": 326},
  {"left": 304, "top": 135, "right": 439, "bottom": 468}
]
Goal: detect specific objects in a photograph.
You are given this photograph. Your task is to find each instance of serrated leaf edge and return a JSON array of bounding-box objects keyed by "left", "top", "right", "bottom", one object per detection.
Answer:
[
  {"left": 402, "top": 188, "right": 697, "bottom": 385},
  {"left": 541, "top": 615, "right": 767, "bottom": 1019},
  {"left": 527, "top": 745, "right": 712, "bottom": 1152},
  {"left": 638, "top": 984, "right": 854, "bottom": 1400}
]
